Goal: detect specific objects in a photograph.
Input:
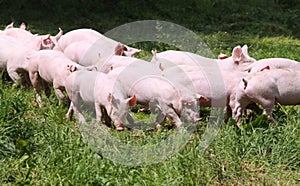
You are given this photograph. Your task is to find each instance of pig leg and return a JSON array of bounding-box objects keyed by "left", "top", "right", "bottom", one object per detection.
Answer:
[
  {"left": 224, "top": 93, "right": 240, "bottom": 123},
  {"left": 233, "top": 103, "right": 244, "bottom": 127},
  {"left": 66, "top": 102, "right": 74, "bottom": 120},
  {"left": 225, "top": 105, "right": 232, "bottom": 123},
  {"left": 229, "top": 99, "right": 261, "bottom": 123},
  {"left": 71, "top": 92, "right": 86, "bottom": 124},
  {"left": 29, "top": 71, "right": 42, "bottom": 107},
  {"left": 263, "top": 108, "right": 276, "bottom": 123},
  {"left": 245, "top": 103, "right": 262, "bottom": 115},
  {"left": 53, "top": 81, "right": 68, "bottom": 104},
  {"left": 95, "top": 101, "right": 102, "bottom": 122},
  {"left": 227, "top": 94, "right": 237, "bottom": 123},
  {"left": 7, "top": 70, "right": 21, "bottom": 86},
  {"left": 232, "top": 95, "right": 251, "bottom": 127},
  {"left": 54, "top": 87, "right": 67, "bottom": 102}
]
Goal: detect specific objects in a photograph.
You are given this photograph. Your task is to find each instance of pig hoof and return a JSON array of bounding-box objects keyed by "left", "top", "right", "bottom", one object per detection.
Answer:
[
  {"left": 156, "top": 124, "right": 162, "bottom": 130},
  {"left": 116, "top": 126, "right": 124, "bottom": 131},
  {"left": 37, "top": 102, "right": 43, "bottom": 108}
]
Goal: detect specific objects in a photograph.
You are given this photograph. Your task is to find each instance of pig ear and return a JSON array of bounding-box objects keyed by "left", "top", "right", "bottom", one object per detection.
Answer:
[
  {"left": 126, "top": 47, "right": 142, "bottom": 57},
  {"left": 241, "top": 45, "right": 248, "bottom": 56},
  {"left": 114, "top": 43, "right": 122, "bottom": 55},
  {"left": 259, "top": 66, "right": 270, "bottom": 71},
  {"left": 20, "top": 22, "right": 26, "bottom": 30},
  {"left": 41, "top": 34, "right": 54, "bottom": 49},
  {"left": 42, "top": 34, "right": 52, "bottom": 45},
  {"left": 127, "top": 95, "right": 136, "bottom": 106},
  {"left": 218, "top": 53, "right": 229, "bottom": 60},
  {"left": 151, "top": 49, "right": 159, "bottom": 62},
  {"left": 54, "top": 28, "right": 63, "bottom": 41},
  {"left": 107, "top": 93, "right": 120, "bottom": 106},
  {"left": 5, "top": 22, "right": 14, "bottom": 30},
  {"left": 114, "top": 43, "right": 124, "bottom": 56},
  {"left": 199, "top": 96, "right": 209, "bottom": 103},
  {"left": 151, "top": 50, "right": 157, "bottom": 57},
  {"left": 232, "top": 45, "right": 243, "bottom": 63}
]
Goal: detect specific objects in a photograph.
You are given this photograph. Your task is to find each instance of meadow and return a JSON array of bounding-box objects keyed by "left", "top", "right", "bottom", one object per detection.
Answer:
[{"left": 0, "top": 1, "right": 299, "bottom": 185}]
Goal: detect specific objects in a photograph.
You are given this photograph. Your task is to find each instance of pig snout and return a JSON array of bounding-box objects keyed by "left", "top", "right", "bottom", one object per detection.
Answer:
[{"left": 67, "top": 65, "right": 77, "bottom": 72}]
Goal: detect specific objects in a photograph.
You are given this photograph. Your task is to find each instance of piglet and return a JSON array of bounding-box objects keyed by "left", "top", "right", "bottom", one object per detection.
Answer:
[
  {"left": 27, "top": 50, "right": 94, "bottom": 107},
  {"left": 55, "top": 28, "right": 141, "bottom": 64},
  {"left": 245, "top": 58, "right": 300, "bottom": 73},
  {"left": 233, "top": 67, "right": 300, "bottom": 125},
  {"left": 65, "top": 70, "right": 136, "bottom": 131}
]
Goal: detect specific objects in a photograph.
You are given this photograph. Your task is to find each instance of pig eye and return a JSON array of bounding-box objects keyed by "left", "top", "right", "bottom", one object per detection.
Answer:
[{"left": 43, "top": 38, "right": 52, "bottom": 45}]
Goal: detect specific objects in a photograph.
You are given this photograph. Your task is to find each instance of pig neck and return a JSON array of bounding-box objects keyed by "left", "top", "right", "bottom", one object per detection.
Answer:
[{"left": 221, "top": 70, "right": 247, "bottom": 92}]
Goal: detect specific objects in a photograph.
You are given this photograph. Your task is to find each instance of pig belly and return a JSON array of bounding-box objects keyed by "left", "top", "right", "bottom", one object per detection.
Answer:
[{"left": 276, "top": 91, "right": 300, "bottom": 105}]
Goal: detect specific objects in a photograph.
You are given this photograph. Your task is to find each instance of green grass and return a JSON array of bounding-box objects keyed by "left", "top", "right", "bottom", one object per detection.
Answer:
[
  {"left": 1, "top": 1, "right": 300, "bottom": 185},
  {"left": 0, "top": 82, "right": 299, "bottom": 185}
]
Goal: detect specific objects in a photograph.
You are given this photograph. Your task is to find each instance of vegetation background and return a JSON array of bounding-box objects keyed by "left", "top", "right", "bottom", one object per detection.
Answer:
[{"left": 0, "top": 0, "right": 299, "bottom": 185}]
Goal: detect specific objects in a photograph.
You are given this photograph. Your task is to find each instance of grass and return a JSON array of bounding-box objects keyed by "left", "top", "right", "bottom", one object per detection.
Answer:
[
  {"left": 0, "top": 83, "right": 299, "bottom": 185},
  {"left": 0, "top": 1, "right": 300, "bottom": 185}
]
